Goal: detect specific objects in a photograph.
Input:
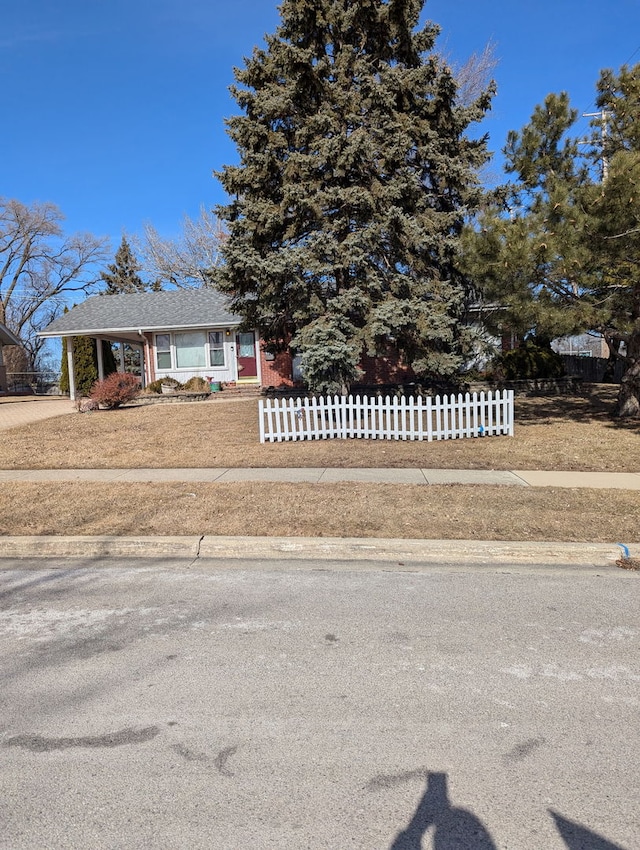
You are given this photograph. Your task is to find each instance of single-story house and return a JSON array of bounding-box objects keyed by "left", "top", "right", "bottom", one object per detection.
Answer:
[
  {"left": 39, "top": 289, "right": 304, "bottom": 399},
  {"left": 40, "top": 289, "right": 420, "bottom": 399},
  {"left": 0, "top": 322, "right": 22, "bottom": 394}
]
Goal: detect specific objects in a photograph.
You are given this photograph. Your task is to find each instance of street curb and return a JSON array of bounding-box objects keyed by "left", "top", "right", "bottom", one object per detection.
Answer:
[
  {"left": 0, "top": 536, "right": 202, "bottom": 560},
  {"left": 0, "top": 535, "right": 635, "bottom": 569}
]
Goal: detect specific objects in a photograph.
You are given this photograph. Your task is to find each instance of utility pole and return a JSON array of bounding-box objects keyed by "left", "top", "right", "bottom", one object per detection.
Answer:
[{"left": 583, "top": 110, "right": 609, "bottom": 181}]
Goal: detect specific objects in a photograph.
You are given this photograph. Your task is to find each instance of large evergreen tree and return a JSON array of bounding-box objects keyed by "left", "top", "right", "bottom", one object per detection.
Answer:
[
  {"left": 462, "top": 93, "right": 594, "bottom": 345},
  {"left": 464, "top": 63, "right": 640, "bottom": 418},
  {"left": 588, "top": 65, "right": 640, "bottom": 416},
  {"left": 216, "top": 0, "right": 493, "bottom": 392}
]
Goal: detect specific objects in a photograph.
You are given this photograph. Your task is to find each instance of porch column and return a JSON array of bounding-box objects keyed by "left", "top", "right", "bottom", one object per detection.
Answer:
[
  {"left": 118, "top": 342, "right": 125, "bottom": 372},
  {"left": 96, "top": 337, "right": 104, "bottom": 381},
  {"left": 0, "top": 345, "right": 6, "bottom": 393},
  {"left": 139, "top": 343, "right": 147, "bottom": 389},
  {"left": 66, "top": 336, "right": 76, "bottom": 401}
]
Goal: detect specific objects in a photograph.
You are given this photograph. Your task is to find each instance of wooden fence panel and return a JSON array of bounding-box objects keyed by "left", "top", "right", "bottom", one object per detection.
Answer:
[{"left": 259, "top": 390, "right": 515, "bottom": 443}]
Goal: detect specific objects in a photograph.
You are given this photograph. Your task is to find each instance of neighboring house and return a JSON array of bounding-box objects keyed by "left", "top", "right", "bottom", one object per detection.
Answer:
[
  {"left": 551, "top": 333, "right": 610, "bottom": 358},
  {"left": 39, "top": 289, "right": 298, "bottom": 399},
  {"left": 0, "top": 322, "right": 22, "bottom": 394}
]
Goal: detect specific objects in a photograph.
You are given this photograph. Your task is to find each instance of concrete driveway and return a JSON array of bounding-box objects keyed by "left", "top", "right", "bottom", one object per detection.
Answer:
[{"left": 0, "top": 397, "right": 74, "bottom": 430}]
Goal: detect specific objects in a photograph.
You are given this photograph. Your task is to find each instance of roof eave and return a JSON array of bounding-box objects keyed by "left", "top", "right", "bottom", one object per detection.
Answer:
[
  {"left": 38, "top": 318, "right": 243, "bottom": 338},
  {"left": 0, "top": 328, "right": 22, "bottom": 346}
]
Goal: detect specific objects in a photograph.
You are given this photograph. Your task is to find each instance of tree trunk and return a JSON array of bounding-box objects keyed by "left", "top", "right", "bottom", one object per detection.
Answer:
[{"left": 617, "top": 332, "right": 640, "bottom": 418}]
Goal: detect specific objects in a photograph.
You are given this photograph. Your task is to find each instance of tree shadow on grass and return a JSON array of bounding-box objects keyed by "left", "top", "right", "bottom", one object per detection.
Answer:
[
  {"left": 515, "top": 388, "right": 618, "bottom": 424},
  {"left": 515, "top": 387, "right": 640, "bottom": 433}
]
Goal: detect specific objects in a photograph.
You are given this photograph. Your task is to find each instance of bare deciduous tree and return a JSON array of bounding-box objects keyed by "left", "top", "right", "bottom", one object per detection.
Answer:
[
  {"left": 138, "top": 206, "right": 225, "bottom": 289},
  {"left": 0, "top": 198, "right": 109, "bottom": 369},
  {"left": 452, "top": 41, "right": 498, "bottom": 108}
]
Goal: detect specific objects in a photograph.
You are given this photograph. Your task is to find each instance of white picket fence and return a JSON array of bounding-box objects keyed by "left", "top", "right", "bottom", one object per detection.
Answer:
[{"left": 259, "top": 390, "right": 514, "bottom": 443}]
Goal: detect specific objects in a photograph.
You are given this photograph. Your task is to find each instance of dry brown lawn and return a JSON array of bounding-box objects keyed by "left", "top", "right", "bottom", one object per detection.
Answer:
[
  {"left": 1, "top": 385, "right": 639, "bottom": 542},
  {"left": 0, "top": 385, "right": 638, "bottom": 471},
  {"left": 1, "top": 482, "right": 639, "bottom": 542}
]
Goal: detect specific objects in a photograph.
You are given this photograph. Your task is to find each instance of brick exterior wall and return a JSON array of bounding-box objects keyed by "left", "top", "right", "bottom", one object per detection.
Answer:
[
  {"left": 260, "top": 348, "right": 297, "bottom": 388},
  {"left": 259, "top": 344, "right": 416, "bottom": 389},
  {"left": 501, "top": 332, "right": 519, "bottom": 352}
]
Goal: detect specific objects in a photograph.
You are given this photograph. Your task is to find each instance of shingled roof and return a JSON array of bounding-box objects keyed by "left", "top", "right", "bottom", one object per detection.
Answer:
[
  {"left": 39, "top": 289, "right": 240, "bottom": 337},
  {"left": 0, "top": 322, "right": 21, "bottom": 346}
]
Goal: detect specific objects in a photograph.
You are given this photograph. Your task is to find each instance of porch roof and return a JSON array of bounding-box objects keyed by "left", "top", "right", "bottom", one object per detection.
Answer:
[
  {"left": 0, "top": 323, "right": 21, "bottom": 346},
  {"left": 39, "top": 289, "right": 241, "bottom": 338}
]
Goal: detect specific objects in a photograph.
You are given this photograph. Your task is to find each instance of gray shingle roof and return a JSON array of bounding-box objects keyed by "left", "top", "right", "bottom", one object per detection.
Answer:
[
  {"left": 0, "top": 322, "right": 21, "bottom": 346},
  {"left": 39, "top": 289, "right": 241, "bottom": 336}
]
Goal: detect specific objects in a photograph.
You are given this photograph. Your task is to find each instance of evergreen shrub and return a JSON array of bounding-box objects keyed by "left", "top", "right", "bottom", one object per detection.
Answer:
[
  {"left": 60, "top": 337, "right": 118, "bottom": 396},
  {"left": 90, "top": 372, "right": 140, "bottom": 408},
  {"left": 497, "top": 344, "right": 565, "bottom": 380}
]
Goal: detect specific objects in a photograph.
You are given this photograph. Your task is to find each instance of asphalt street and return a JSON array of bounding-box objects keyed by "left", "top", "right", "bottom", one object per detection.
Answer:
[{"left": 0, "top": 558, "right": 638, "bottom": 849}]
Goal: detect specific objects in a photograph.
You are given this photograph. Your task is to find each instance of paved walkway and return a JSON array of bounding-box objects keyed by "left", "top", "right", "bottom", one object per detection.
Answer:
[
  {"left": 1, "top": 466, "right": 639, "bottom": 489},
  {"left": 0, "top": 397, "right": 73, "bottom": 430}
]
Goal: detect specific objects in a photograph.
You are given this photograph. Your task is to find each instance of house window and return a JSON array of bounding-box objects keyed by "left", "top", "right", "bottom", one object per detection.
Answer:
[
  {"left": 209, "top": 331, "right": 225, "bottom": 367},
  {"left": 175, "top": 331, "right": 206, "bottom": 369},
  {"left": 156, "top": 334, "right": 171, "bottom": 369}
]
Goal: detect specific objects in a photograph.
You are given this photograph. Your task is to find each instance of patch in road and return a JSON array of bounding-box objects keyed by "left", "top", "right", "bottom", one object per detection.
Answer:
[
  {"left": 170, "top": 742, "right": 209, "bottom": 763},
  {"left": 214, "top": 744, "right": 238, "bottom": 776},
  {"left": 365, "top": 767, "right": 427, "bottom": 791},
  {"left": 502, "top": 736, "right": 547, "bottom": 763},
  {"left": 3, "top": 725, "right": 160, "bottom": 752}
]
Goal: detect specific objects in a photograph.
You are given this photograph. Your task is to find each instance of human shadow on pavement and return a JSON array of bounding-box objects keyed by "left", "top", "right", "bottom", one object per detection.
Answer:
[
  {"left": 389, "top": 771, "right": 497, "bottom": 850},
  {"left": 550, "top": 809, "right": 629, "bottom": 850}
]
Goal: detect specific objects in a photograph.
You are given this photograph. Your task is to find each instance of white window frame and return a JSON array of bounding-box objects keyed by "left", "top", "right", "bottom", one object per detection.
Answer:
[
  {"left": 156, "top": 333, "right": 172, "bottom": 370},
  {"left": 174, "top": 331, "right": 207, "bottom": 369},
  {"left": 208, "top": 331, "right": 226, "bottom": 368},
  {"left": 155, "top": 329, "right": 233, "bottom": 372}
]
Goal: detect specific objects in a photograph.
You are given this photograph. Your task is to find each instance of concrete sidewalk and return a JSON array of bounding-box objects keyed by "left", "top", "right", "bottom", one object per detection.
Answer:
[{"left": 1, "top": 466, "right": 640, "bottom": 489}]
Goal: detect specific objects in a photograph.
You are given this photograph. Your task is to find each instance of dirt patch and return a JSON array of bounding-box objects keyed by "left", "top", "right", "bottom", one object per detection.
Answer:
[{"left": 616, "top": 558, "right": 640, "bottom": 571}]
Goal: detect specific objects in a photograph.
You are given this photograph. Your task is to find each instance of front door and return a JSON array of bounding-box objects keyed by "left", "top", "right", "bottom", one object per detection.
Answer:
[{"left": 236, "top": 332, "right": 258, "bottom": 380}]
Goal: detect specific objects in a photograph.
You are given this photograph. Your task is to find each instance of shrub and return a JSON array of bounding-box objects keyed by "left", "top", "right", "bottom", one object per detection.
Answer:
[
  {"left": 496, "top": 344, "right": 565, "bottom": 380},
  {"left": 90, "top": 372, "right": 140, "bottom": 408},
  {"left": 145, "top": 378, "right": 184, "bottom": 393},
  {"left": 182, "top": 376, "right": 210, "bottom": 392}
]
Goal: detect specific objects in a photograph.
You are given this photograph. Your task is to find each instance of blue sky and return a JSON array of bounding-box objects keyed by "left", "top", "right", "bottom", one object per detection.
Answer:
[{"left": 2, "top": 0, "right": 640, "bottom": 255}]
